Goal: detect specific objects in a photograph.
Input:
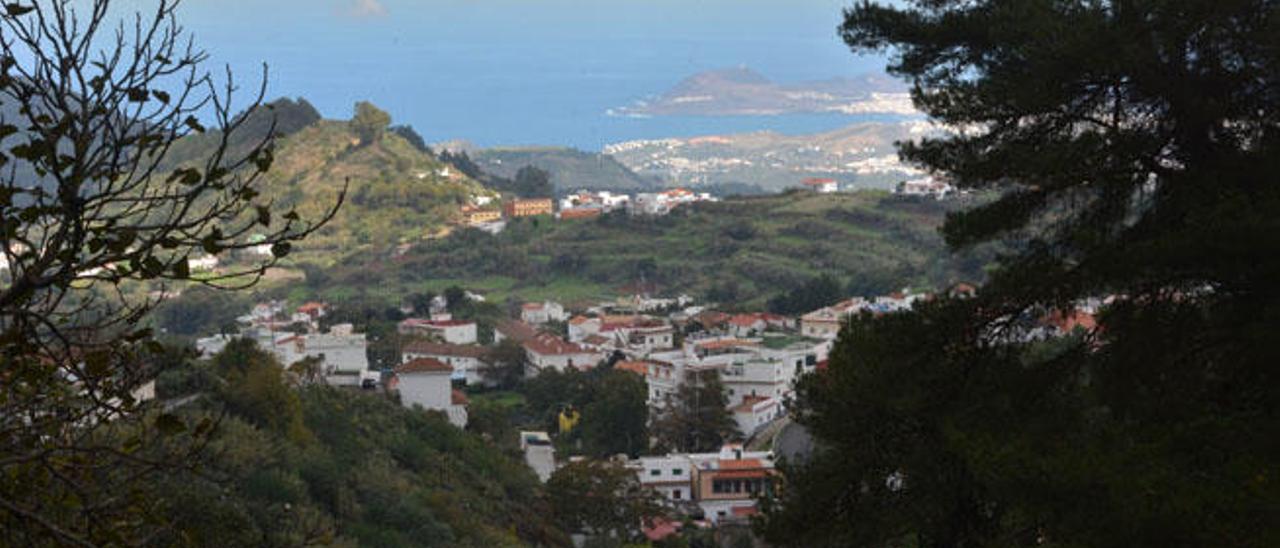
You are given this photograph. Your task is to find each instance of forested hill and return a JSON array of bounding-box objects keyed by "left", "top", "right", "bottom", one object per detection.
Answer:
[
  {"left": 163, "top": 99, "right": 497, "bottom": 260},
  {"left": 152, "top": 340, "right": 569, "bottom": 547},
  {"left": 292, "top": 190, "right": 996, "bottom": 311}
]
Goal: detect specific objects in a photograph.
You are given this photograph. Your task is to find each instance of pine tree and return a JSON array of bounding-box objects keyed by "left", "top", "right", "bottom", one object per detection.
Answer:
[{"left": 760, "top": 1, "right": 1280, "bottom": 546}]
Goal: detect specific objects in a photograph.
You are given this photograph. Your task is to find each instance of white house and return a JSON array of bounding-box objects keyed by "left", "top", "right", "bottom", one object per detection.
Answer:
[
  {"left": 522, "top": 334, "right": 603, "bottom": 374},
  {"left": 731, "top": 395, "right": 780, "bottom": 437},
  {"left": 521, "top": 301, "right": 567, "bottom": 325},
  {"left": 394, "top": 357, "right": 468, "bottom": 428},
  {"left": 398, "top": 318, "right": 478, "bottom": 345},
  {"left": 401, "top": 341, "right": 491, "bottom": 386},
  {"left": 267, "top": 324, "right": 371, "bottom": 387}
]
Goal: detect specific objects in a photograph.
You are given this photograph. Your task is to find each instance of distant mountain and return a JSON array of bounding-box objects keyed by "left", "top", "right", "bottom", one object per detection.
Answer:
[
  {"left": 472, "top": 147, "right": 662, "bottom": 192},
  {"left": 163, "top": 99, "right": 495, "bottom": 260},
  {"left": 611, "top": 67, "right": 917, "bottom": 117},
  {"left": 605, "top": 120, "right": 941, "bottom": 192}
]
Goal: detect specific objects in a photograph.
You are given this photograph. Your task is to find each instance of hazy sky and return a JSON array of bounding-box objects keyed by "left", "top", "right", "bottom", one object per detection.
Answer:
[{"left": 160, "top": 0, "right": 894, "bottom": 147}]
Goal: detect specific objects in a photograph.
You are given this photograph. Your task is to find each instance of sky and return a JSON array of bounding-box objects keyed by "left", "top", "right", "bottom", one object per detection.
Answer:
[{"left": 160, "top": 0, "right": 894, "bottom": 149}]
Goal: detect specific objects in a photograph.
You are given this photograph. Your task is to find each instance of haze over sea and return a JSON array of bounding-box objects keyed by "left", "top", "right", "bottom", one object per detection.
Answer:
[{"left": 176, "top": 0, "right": 893, "bottom": 151}]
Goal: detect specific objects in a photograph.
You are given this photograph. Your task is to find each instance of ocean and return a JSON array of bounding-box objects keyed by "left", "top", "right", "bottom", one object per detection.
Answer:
[{"left": 176, "top": 0, "right": 895, "bottom": 151}]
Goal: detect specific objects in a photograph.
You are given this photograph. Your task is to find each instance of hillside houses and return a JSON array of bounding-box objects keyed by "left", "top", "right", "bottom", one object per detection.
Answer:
[
  {"left": 629, "top": 444, "right": 777, "bottom": 524},
  {"left": 629, "top": 188, "right": 717, "bottom": 216},
  {"left": 799, "top": 292, "right": 927, "bottom": 339}
]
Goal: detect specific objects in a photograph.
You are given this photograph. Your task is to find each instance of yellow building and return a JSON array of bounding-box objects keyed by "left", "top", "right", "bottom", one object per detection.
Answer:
[{"left": 504, "top": 198, "right": 554, "bottom": 218}]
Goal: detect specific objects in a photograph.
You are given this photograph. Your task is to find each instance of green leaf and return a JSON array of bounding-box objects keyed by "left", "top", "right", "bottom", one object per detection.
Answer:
[
  {"left": 255, "top": 205, "right": 271, "bottom": 228},
  {"left": 271, "top": 241, "right": 291, "bottom": 258}
]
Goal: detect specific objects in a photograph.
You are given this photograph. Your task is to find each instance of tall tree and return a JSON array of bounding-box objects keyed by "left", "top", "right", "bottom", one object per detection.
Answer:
[
  {"left": 547, "top": 460, "right": 665, "bottom": 543},
  {"left": 580, "top": 369, "right": 650, "bottom": 458},
  {"left": 513, "top": 165, "right": 554, "bottom": 198},
  {"left": 651, "top": 369, "right": 739, "bottom": 453},
  {"left": 351, "top": 101, "right": 391, "bottom": 145},
  {"left": 0, "top": 1, "right": 338, "bottom": 544},
  {"left": 761, "top": 1, "right": 1280, "bottom": 546}
]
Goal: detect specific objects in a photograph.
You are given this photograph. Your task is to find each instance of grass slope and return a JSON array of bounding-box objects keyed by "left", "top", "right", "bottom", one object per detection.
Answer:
[
  {"left": 163, "top": 99, "right": 496, "bottom": 263},
  {"left": 295, "top": 190, "right": 993, "bottom": 310}
]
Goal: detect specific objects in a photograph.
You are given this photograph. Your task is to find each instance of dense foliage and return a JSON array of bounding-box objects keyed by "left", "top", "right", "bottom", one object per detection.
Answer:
[
  {"left": 154, "top": 341, "right": 570, "bottom": 547},
  {"left": 520, "top": 367, "right": 651, "bottom": 459},
  {"left": 760, "top": 1, "right": 1280, "bottom": 546}
]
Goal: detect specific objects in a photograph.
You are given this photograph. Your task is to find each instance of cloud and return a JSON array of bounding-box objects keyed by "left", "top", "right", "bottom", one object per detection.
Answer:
[{"left": 346, "top": 0, "right": 387, "bottom": 18}]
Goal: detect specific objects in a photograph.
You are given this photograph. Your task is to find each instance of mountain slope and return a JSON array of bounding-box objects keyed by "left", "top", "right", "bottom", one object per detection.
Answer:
[
  {"left": 290, "top": 190, "right": 994, "bottom": 310},
  {"left": 163, "top": 99, "right": 496, "bottom": 260},
  {"left": 472, "top": 147, "right": 660, "bottom": 192}
]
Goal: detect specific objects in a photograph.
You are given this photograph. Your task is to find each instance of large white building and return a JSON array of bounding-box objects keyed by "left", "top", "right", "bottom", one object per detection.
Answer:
[
  {"left": 401, "top": 341, "right": 491, "bottom": 386},
  {"left": 398, "top": 318, "right": 478, "bottom": 345},
  {"left": 394, "top": 357, "right": 468, "bottom": 428}
]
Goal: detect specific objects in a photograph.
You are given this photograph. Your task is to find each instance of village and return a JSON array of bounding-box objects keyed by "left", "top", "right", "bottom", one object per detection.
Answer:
[{"left": 191, "top": 274, "right": 1097, "bottom": 536}]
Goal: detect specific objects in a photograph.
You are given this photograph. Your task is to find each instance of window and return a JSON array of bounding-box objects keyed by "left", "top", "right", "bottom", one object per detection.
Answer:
[
  {"left": 673, "top": 468, "right": 683, "bottom": 476},
  {"left": 650, "top": 469, "right": 661, "bottom": 476},
  {"left": 672, "top": 489, "right": 682, "bottom": 500}
]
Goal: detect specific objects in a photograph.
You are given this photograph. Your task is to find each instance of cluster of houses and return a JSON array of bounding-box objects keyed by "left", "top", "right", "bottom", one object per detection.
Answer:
[
  {"left": 459, "top": 188, "right": 720, "bottom": 232},
  {"left": 195, "top": 301, "right": 379, "bottom": 391},
  {"left": 190, "top": 277, "right": 1105, "bottom": 528}
]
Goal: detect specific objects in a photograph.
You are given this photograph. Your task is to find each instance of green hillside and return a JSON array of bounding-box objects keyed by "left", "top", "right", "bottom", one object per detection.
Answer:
[
  {"left": 289, "top": 190, "right": 994, "bottom": 311},
  {"left": 152, "top": 340, "right": 569, "bottom": 547},
  {"left": 473, "top": 147, "right": 660, "bottom": 192},
  {"left": 164, "top": 100, "right": 497, "bottom": 262}
]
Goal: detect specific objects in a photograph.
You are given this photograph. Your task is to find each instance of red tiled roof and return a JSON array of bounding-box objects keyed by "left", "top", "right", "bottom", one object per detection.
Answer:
[
  {"left": 402, "top": 341, "right": 488, "bottom": 359},
  {"left": 496, "top": 320, "right": 539, "bottom": 343},
  {"left": 802, "top": 177, "right": 836, "bottom": 185},
  {"left": 615, "top": 361, "right": 650, "bottom": 376},
  {"left": 297, "top": 302, "right": 326, "bottom": 312},
  {"left": 522, "top": 302, "right": 545, "bottom": 310},
  {"left": 729, "top": 314, "right": 764, "bottom": 327},
  {"left": 568, "top": 315, "right": 592, "bottom": 325},
  {"left": 395, "top": 357, "right": 453, "bottom": 375},
  {"left": 523, "top": 334, "right": 591, "bottom": 356},
  {"left": 451, "top": 388, "right": 469, "bottom": 405},
  {"left": 731, "top": 506, "right": 759, "bottom": 517}
]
